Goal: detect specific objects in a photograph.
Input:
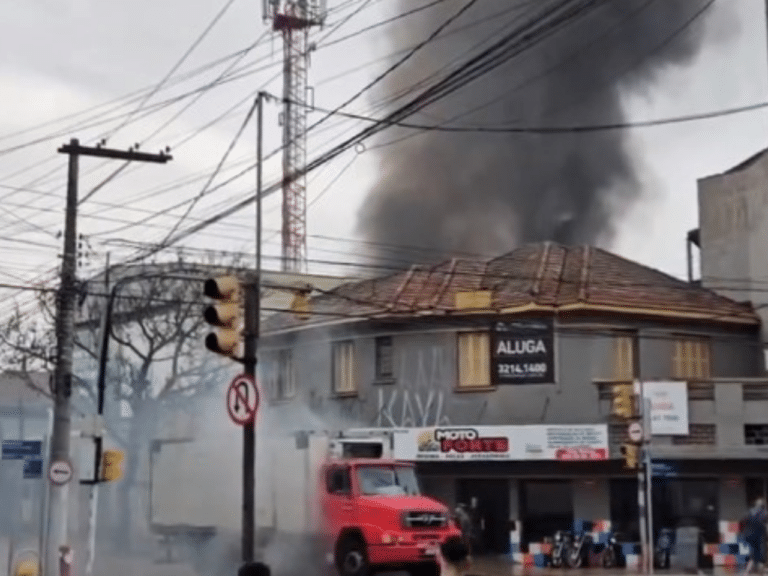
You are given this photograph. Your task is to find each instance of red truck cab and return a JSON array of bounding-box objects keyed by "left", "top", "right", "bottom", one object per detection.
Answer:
[{"left": 319, "top": 457, "right": 463, "bottom": 576}]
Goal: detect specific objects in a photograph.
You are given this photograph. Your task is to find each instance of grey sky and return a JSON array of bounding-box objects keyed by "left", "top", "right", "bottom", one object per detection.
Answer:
[{"left": 0, "top": 0, "right": 766, "bottom": 318}]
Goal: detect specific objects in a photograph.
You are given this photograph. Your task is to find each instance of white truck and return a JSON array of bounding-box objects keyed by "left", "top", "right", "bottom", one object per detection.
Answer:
[
  {"left": 257, "top": 429, "right": 465, "bottom": 576},
  {"left": 147, "top": 426, "right": 466, "bottom": 576}
]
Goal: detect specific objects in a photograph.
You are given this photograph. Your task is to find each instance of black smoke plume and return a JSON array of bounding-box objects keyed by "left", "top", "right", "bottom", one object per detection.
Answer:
[{"left": 356, "top": 0, "right": 725, "bottom": 265}]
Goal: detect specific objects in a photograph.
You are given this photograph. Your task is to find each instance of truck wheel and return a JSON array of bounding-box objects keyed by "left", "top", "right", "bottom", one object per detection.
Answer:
[
  {"left": 336, "top": 536, "right": 370, "bottom": 576},
  {"left": 408, "top": 562, "right": 440, "bottom": 576}
]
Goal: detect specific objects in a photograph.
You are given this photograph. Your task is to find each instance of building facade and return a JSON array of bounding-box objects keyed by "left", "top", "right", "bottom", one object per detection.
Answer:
[
  {"left": 258, "top": 242, "right": 767, "bottom": 568},
  {"left": 0, "top": 372, "right": 51, "bottom": 573},
  {"left": 697, "top": 147, "right": 768, "bottom": 343}
]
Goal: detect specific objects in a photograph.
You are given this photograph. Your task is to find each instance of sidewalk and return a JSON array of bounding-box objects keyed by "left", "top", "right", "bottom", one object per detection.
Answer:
[
  {"left": 457, "top": 556, "right": 747, "bottom": 576},
  {"left": 87, "top": 553, "right": 746, "bottom": 576}
]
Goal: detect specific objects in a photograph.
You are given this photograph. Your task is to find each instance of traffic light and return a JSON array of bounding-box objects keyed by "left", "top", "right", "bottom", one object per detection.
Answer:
[
  {"left": 101, "top": 449, "right": 125, "bottom": 482},
  {"left": 611, "top": 384, "right": 634, "bottom": 419},
  {"left": 203, "top": 275, "right": 243, "bottom": 360},
  {"left": 619, "top": 443, "right": 639, "bottom": 469},
  {"left": 290, "top": 288, "right": 311, "bottom": 321},
  {"left": 15, "top": 559, "right": 39, "bottom": 576}
]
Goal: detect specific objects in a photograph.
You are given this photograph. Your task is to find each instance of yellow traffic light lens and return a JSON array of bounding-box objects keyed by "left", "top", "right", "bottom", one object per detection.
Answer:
[
  {"left": 611, "top": 384, "right": 634, "bottom": 418},
  {"left": 620, "top": 444, "right": 639, "bottom": 469},
  {"left": 101, "top": 449, "right": 125, "bottom": 482}
]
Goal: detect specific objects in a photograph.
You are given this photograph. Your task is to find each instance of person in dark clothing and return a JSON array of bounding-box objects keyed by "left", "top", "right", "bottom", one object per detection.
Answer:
[
  {"left": 742, "top": 498, "right": 768, "bottom": 576},
  {"left": 454, "top": 503, "right": 474, "bottom": 556}
]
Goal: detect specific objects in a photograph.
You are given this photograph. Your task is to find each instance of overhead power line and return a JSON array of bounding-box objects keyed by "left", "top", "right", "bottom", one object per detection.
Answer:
[
  {"left": 292, "top": 97, "right": 768, "bottom": 134},
  {"left": 110, "top": 0, "right": 612, "bottom": 264},
  {"left": 159, "top": 97, "right": 260, "bottom": 245},
  {"left": 105, "top": 0, "right": 239, "bottom": 139}
]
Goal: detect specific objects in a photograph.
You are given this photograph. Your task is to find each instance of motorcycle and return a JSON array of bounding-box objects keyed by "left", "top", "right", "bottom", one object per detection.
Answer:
[
  {"left": 601, "top": 532, "right": 622, "bottom": 568},
  {"left": 549, "top": 530, "right": 572, "bottom": 568},
  {"left": 654, "top": 528, "right": 675, "bottom": 569},
  {"left": 566, "top": 531, "right": 594, "bottom": 568}
]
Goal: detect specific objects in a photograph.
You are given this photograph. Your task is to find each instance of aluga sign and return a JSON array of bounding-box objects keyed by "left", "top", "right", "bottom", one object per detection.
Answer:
[{"left": 492, "top": 318, "right": 555, "bottom": 385}]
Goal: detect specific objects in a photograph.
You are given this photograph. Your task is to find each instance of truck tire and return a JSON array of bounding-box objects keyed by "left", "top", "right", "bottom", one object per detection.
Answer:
[
  {"left": 408, "top": 562, "right": 440, "bottom": 576},
  {"left": 336, "top": 536, "right": 370, "bottom": 576}
]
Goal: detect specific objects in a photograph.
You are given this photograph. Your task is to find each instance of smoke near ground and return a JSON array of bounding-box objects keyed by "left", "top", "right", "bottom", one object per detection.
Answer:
[{"left": 356, "top": 0, "right": 728, "bottom": 265}]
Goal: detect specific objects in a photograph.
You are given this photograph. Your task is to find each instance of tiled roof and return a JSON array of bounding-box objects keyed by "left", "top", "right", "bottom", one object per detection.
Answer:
[{"left": 263, "top": 243, "right": 758, "bottom": 332}]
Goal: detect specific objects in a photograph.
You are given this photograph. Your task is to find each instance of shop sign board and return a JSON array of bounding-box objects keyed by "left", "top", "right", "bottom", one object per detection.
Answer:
[
  {"left": 392, "top": 424, "right": 608, "bottom": 462},
  {"left": 491, "top": 319, "right": 555, "bottom": 385},
  {"left": 2, "top": 440, "right": 42, "bottom": 460},
  {"left": 642, "top": 381, "right": 689, "bottom": 436},
  {"left": 651, "top": 461, "right": 678, "bottom": 478}
]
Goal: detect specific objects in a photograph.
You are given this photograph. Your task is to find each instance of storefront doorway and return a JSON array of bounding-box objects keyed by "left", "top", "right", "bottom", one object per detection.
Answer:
[
  {"left": 746, "top": 477, "right": 768, "bottom": 506},
  {"left": 519, "top": 480, "right": 573, "bottom": 547},
  {"left": 457, "top": 478, "right": 510, "bottom": 555},
  {"left": 652, "top": 478, "right": 719, "bottom": 543},
  {"left": 610, "top": 478, "right": 640, "bottom": 542},
  {"left": 611, "top": 477, "right": 719, "bottom": 543}
]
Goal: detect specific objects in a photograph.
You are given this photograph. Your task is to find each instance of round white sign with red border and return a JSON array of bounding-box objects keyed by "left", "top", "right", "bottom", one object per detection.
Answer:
[
  {"left": 49, "top": 459, "right": 73, "bottom": 485},
  {"left": 227, "top": 374, "right": 259, "bottom": 426},
  {"left": 628, "top": 421, "right": 643, "bottom": 443}
]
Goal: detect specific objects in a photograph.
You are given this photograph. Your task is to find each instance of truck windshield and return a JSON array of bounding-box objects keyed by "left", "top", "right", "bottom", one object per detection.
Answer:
[{"left": 356, "top": 466, "right": 420, "bottom": 496}]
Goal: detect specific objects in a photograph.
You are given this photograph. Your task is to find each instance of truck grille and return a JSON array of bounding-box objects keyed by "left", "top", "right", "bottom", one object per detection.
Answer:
[{"left": 403, "top": 512, "right": 447, "bottom": 528}]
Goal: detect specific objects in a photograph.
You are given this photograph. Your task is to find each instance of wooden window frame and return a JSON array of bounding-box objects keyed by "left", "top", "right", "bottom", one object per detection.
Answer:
[
  {"left": 612, "top": 333, "right": 635, "bottom": 382},
  {"left": 332, "top": 340, "right": 357, "bottom": 396},
  {"left": 457, "top": 331, "right": 492, "bottom": 390},
  {"left": 672, "top": 337, "right": 711, "bottom": 380},
  {"left": 275, "top": 349, "right": 296, "bottom": 400},
  {"left": 374, "top": 336, "right": 394, "bottom": 382}
]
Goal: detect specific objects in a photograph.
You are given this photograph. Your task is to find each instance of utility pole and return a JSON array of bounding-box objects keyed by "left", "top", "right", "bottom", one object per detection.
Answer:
[
  {"left": 263, "top": 0, "right": 326, "bottom": 272},
  {"left": 643, "top": 397, "right": 654, "bottom": 576},
  {"left": 47, "top": 139, "right": 170, "bottom": 576},
  {"left": 632, "top": 334, "right": 649, "bottom": 576}
]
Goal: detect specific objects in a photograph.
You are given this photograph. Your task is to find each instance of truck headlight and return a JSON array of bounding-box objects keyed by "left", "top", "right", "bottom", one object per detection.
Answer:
[{"left": 382, "top": 534, "right": 395, "bottom": 545}]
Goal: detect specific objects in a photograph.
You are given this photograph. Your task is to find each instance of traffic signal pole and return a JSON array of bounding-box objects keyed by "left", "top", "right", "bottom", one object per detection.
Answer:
[
  {"left": 242, "top": 283, "right": 257, "bottom": 563},
  {"left": 242, "top": 91, "right": 266, "bottom": 564},
  {"left": 644, "top": 396, "right": 654, "bottom": 576},
  {"left": 633, "top": 337, "right": 649, "bottom": 575}
]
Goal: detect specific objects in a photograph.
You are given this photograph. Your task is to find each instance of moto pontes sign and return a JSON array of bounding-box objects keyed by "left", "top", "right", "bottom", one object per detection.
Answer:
[
  {"left": 392, "top": 425, "right": 608, "bottom": 461},
  {"left": 492, "top": 318, "right": 555, "bottom": 384}
]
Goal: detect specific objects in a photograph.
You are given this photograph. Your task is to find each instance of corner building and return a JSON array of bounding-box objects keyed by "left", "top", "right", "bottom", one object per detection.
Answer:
[{"left": 258, "top": 242, "right": 766, "bottom": 568}]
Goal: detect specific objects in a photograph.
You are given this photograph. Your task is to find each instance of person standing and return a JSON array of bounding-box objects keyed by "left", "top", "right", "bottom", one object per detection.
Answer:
[
  {"left": 454, "top": 503, "right": 473, "bottom": 555},
  {"left": 742, "top": 498, "right": 768, "bottom": 575}
]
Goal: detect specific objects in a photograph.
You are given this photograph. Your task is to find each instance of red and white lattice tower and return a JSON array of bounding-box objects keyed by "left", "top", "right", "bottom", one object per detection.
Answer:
[{"left": 263, "top": 0, "right": 326, "bottom": 272}]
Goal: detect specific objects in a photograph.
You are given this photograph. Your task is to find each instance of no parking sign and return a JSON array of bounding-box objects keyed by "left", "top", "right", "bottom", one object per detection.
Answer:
[{"left": 226, "top": 374, "right": 259, "bottom": 425}]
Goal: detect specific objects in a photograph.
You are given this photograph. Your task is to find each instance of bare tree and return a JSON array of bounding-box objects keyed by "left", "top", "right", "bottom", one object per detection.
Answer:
[
  {"left": 82, "top": 268, "right": 234, "bottom": 550},
  {"left": 0, "top": 288, "right": 60, "bottom": 397},
  {"left": 0, "top": 262, "right": 241, "bottom": 552}
]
